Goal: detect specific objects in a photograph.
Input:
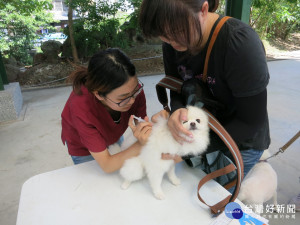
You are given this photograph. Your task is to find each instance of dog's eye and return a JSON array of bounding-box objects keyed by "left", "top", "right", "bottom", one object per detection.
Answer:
[
  {"left": 196, "top": 119, "right": 200, "bottom": 123},
  {"left": 182, "top": 121, "right": 188, "bottom": 124}
]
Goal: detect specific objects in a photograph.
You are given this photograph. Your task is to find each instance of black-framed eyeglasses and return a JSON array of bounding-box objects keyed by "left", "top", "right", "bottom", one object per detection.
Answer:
[{"left": 105, "top": 79, "right": 144, "bottom": 107}]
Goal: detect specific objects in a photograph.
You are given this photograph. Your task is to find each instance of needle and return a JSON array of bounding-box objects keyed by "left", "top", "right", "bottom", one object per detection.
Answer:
[{"left": 133, "top": 115, "right": 145, "bottom": 122}]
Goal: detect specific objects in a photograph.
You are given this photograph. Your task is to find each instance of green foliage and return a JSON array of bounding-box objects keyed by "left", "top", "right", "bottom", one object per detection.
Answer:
[
  {"left": 62, "top": 0, "right": 138, "bottom": 58},
  {"left": 63, "top": 18, "right": 127, "bottom": 58},
  {"left": 2, "top": 0, "right": 299, "bottom": 65},
  {"left": 63, "top": 19, "right": 111, "bottom": 58},
  {"left": 215, "top": 0, "right": 226, "bottom": 15},
  {"left": 125, "top": 0, "right": 143, "bottom": 30},
  {"left": 0, "top": 1, "right": 54, "bottom": 64},
  {"left": 251, "top": 0, "right": 300, "bottom": 40},
  {"left": 0, "top": 0, "right": 53, "bottom": 15}
]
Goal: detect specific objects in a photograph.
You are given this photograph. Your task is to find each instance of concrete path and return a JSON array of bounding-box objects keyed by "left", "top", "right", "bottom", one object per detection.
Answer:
[{"left": 0, "top": 59, "right": 299, "bottom": 225}]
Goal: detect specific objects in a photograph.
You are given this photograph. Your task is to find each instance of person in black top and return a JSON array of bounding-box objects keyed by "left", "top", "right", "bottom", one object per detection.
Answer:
[{"left": 139, "top": 0, "right": 270, "bottom": 179}]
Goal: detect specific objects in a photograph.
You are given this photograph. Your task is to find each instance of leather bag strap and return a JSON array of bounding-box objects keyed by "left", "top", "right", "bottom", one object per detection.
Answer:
[
  {"left": 197, "top": 109, "right": 244, "bottom": 214},
  {"left": 197, "top": 164, "right": 236, "bottom": 214},
  {"left": 202, "top": 16, "right": 231, "bottom": 82}
]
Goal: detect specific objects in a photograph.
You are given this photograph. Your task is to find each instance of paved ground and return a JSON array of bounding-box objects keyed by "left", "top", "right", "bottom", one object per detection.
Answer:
[{"left": 0, "top": 59, "right": 299, "bottom": 225}]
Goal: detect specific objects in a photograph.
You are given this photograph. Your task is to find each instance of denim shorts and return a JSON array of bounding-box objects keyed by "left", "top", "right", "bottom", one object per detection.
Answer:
[
  {"left": 224, "top": 148, "right": 264, "bottom": 178},
  {"left": 71, "top": 154, "right": 95, "bottom": 165},
  {"left": 67, "top": 136, "right": 124, "bottom": 165},
  {"left": 224, "top": 148, "right": 264, "bottom": 193}
]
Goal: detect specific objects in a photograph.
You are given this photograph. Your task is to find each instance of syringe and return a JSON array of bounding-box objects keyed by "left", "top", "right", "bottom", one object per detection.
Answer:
[{"left": 133, "top": 115, "right": 146, "bottom": 123}]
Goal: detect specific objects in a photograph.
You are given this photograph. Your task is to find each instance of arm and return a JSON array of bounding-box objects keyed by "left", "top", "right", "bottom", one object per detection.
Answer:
[
  {"left": 90, "top": 115, "right": 152, "bottom": 173},
  {"left": 167, "top": 90, "right": 268, "bottom": 153},
  {"left": 89, "top": 141, "right": 142, "bottom": 173},
  {"left": 203, "top": 90, "right": 268, "bottom": 153},
  {"left": 223, "top": 89, "right": 267, "bottom": 144},
  {"left": 221, "top": 26, "right": 269, "bottom": 148}
]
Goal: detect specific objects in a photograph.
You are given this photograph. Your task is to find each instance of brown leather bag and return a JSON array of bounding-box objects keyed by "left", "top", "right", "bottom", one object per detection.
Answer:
[{"left": 155, "top": 16, "right": 244, "bottom": 214}]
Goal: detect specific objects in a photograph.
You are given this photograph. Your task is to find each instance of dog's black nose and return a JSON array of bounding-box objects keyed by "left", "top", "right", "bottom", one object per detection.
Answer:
[{"left": 190, "top": 122, "right": 196, "bottom": 127}]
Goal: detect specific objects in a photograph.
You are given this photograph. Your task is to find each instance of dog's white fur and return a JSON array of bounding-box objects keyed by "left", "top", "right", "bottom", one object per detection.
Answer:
[
  {"left": 238, "top": 150, "right": 278, "bottom": 213},
  {"left": 120, "top": 106, "right": 210, "bottom": 199}
]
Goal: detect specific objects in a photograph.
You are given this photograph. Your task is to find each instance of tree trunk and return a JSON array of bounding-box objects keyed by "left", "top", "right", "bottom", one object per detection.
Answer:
[{"left": 67, "top": 0, "right": 80, "bottom": 64}]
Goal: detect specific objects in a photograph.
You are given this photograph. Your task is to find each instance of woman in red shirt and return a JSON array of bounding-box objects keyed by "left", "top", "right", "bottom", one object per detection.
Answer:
[{"left": 61, "top": 48, "right": 152, "bottom": 173}]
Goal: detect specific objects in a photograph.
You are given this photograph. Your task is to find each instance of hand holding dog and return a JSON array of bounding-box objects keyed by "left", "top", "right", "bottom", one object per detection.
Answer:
[
  {"left": 128, "top": 115, "right": 152, "bottom": 145},
  {"left": 161, "top": 153, "right": 183, "bottom": 163},
  {"left": 167, "top": 108, "right": 193, "bottom": 144}
]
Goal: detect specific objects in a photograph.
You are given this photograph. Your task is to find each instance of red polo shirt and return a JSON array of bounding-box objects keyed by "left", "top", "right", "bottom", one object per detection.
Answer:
[{"left": 61, "top": 85, "right": 147, "bottom": 156}]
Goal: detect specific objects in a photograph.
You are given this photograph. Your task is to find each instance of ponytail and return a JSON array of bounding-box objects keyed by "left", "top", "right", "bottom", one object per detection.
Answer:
[{"left": 68, "top": 66, "right": 88, "bottom": 95}]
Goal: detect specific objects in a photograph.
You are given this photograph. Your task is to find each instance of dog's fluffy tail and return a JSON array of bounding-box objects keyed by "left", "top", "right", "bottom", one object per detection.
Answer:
[
  {"left": 260, "top": 149, "right": 271, "bottom": 161},
  {"left": 120, "top": 157, "right": 144, "bottom": 185}
]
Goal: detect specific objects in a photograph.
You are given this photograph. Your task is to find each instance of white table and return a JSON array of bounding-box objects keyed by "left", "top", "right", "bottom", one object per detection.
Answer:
[{"left": 16, "top": 161, "right": 248, "bottom": 225}]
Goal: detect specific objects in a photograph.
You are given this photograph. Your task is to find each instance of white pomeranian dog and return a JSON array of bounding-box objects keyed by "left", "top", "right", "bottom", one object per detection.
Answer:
[
  {"left": 238, "top": 150, "right": 278, "bottom": 213},
  {"left": 120, "top": 106, "right": 210, "bottom": 200}
]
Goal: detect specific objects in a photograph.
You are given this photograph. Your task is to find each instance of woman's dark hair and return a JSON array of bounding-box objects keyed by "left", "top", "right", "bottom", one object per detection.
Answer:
[
  {"left": 139, "top": 0, "right": 208, "bottom": 52},
  {"left": 68, "top": 48, "right": 136, "bottom": 96}
]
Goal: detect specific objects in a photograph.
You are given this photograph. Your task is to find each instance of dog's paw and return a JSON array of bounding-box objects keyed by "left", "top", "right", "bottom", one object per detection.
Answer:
[
  {"left": 121, "top": 181, "right": 131, "bottom": 190},
  {"left": 154, "top": 191, "right": 166, "bottom": 200},
  {"left": 170, "top": 177, "right": 181, "bottom": 186}
]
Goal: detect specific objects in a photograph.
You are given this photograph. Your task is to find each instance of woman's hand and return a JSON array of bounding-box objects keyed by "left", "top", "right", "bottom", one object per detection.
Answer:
[
  {"left": 161, "top": 153, "right": 183, "bottom": 164},
  {"left": 151, "top": 110, "right": 170, "bottom": 123},
  {"left": 128, "top": 115, "right": 152, "bottom": 145},
  {"left": 168, "top": 108, "right": 193, "bottom": 144}
]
